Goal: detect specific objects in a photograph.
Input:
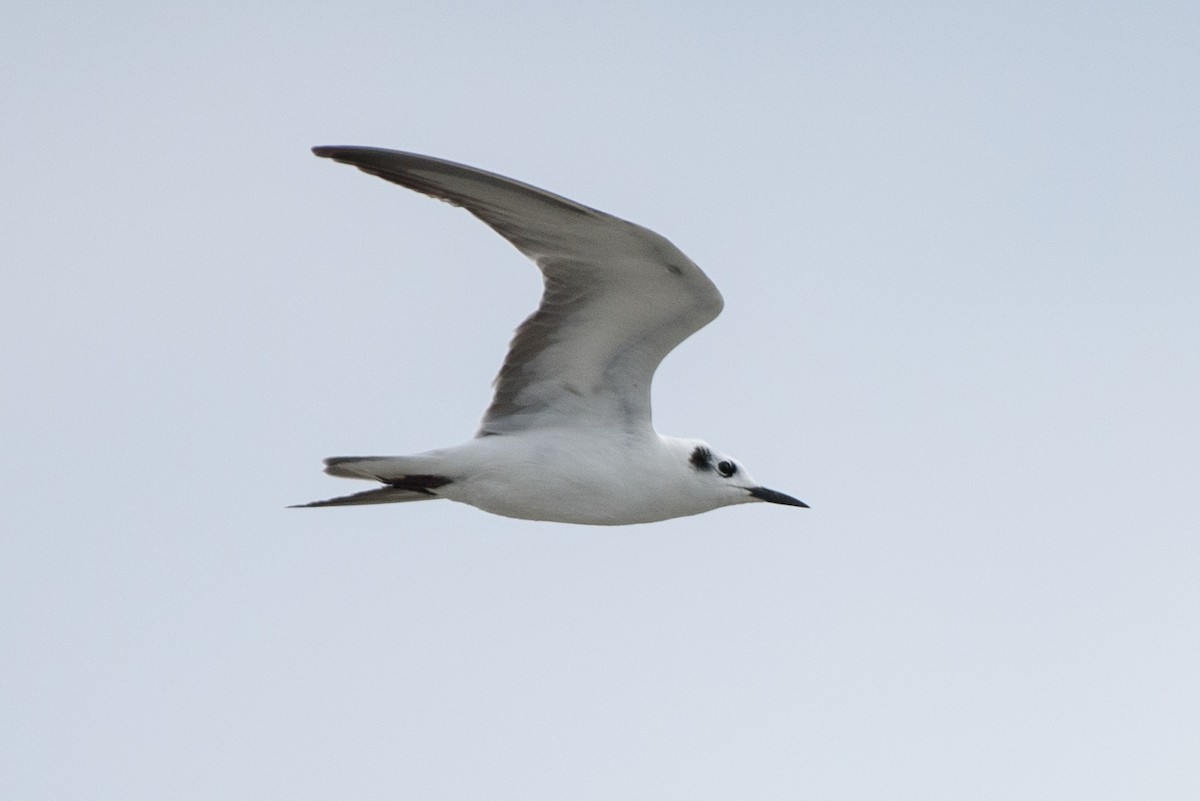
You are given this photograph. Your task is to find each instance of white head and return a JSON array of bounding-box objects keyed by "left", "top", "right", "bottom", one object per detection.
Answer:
[{"left": 664, "top": 437, "right": 808, "bottom": 514}]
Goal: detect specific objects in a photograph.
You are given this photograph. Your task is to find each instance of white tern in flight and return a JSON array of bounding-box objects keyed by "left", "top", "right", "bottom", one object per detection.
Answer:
[{"left": 294, "top": 146, "right": 808, "bottom": 524}]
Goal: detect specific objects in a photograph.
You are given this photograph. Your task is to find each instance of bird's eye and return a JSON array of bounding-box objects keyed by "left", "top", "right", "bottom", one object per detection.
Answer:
[{"left": 717, "top": 460, "right": 737, "bottom": 478}]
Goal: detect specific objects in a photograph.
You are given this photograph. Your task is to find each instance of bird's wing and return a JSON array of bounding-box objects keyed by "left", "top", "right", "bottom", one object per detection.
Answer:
[{"left": 313, "top": 146, "right": 724, "bottom": 435}]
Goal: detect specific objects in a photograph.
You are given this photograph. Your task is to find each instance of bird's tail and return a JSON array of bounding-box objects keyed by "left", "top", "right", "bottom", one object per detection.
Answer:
[{"left": 290, "top": 456, "right": 454, "bottom": 508}]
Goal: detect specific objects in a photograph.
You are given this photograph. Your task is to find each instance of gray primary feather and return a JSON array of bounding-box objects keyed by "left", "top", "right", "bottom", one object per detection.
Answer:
[{"left": 289, "top": 486, "right": 439, "bottom": 507}]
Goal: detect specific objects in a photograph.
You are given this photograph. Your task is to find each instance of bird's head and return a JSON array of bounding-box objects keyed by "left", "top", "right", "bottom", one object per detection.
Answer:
[{"left": 674, "top": 439, "right": 808, "bottom": 512}]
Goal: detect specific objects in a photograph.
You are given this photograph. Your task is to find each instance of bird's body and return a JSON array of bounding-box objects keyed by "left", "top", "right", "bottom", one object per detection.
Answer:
[
  {"left": 319, "top": 433, "right": 765, "bottom": 525},
  {"left": 296, "top": 146, "right": 806, "bottom": 524}
]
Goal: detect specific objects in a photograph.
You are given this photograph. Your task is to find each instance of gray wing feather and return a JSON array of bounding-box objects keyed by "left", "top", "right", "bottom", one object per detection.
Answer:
[
  {"left": 312, "top": 146, "right": 724, "bottom": 434},
  {"left": 289, "top": 487, "right": 440, "bottom": 507}
]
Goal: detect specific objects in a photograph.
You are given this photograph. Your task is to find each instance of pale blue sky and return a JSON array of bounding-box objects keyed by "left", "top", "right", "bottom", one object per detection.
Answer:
[{"left": 3, "top": 2, "right": 1198, "bottom": 799}]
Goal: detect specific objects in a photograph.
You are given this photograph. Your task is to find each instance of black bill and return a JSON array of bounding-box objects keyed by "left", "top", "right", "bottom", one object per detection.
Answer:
[{"left": 748, "top": 486, "right": 809, "bottom": 508}]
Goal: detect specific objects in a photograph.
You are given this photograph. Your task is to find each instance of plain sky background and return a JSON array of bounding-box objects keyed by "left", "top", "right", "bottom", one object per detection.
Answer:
[{"left": 3, "top": 2, "right": 1198, "bottom": 799}]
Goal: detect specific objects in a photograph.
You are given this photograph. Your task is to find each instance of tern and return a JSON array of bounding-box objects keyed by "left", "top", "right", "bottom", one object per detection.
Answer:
[{"left": 295, "top": 146, "right": 807, "bottom": 524}]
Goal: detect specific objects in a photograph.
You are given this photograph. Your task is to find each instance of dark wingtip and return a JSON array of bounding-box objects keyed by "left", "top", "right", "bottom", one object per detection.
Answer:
[{"left": 312, "top": 145, "right": 379, "bottom": 161}]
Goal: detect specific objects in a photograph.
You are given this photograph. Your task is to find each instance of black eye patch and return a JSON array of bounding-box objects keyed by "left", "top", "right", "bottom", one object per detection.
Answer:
[{"left": 689, "top": 446, "right": 713, "bottom": 470}]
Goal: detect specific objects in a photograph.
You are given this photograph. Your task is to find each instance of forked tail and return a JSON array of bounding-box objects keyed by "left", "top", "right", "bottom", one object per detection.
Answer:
[{"left": 290, "top": 456, "right": 454, "bottom": 508}]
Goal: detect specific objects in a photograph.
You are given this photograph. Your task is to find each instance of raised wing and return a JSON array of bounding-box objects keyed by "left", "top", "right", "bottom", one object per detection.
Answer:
[{"left": 312, "top": 146, "right": 724, "bottom": 434}]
